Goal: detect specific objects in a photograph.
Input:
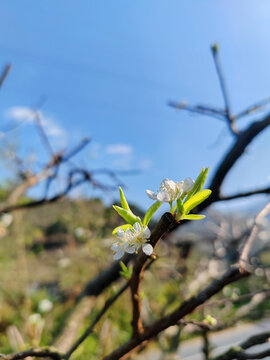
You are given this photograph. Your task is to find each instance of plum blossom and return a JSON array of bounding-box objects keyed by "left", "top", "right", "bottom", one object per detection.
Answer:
[
  {"left": 111, "top": 222, "right": 152, "bottom": 260},
  {"left": 146, "top": 178, "right": 194, "bottom": 203},
  {"left": 146, "top": 179, "right": 183, "bottom": 203}
]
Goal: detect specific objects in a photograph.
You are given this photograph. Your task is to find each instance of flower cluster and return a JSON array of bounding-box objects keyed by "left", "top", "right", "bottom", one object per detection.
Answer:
[
  {"left": 111, "top": 168, "right": 211, "bottom": 260},
  {"left": 111, "top": 222, "right": 152, "bottom": 260}
]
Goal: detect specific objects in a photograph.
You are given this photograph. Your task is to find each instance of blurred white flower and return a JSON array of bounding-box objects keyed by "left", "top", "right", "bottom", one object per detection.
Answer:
[
  {"left": 74, "top": 227, "right": 85, "bottom": 238},
  {"left": 38, "top": 299, "right": 53, "bottom": 313},
  {"left": 0, "top": 213, "right": 13, "bottom": 227},
  {"left": 28, "top": 313, "right": 43, "bottom": 325},
  {"left": 58, "top": 257, "right": 71, "bottom": 268}
]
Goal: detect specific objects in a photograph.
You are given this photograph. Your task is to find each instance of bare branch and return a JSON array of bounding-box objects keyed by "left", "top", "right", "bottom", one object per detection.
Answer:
[
  {"left": 204, "top": 289, "right": 270, "bottom": 308},
  {"left": 0, "top": 348, "right": 63, "bottom": 360},
  {"left": 219, "top": 186, "right": 270, "bottom": 201},
  {"left": 210, "top": 45, "right": 239, "bottom": 137},
  {"left": 0, "top": 63, "right": 11, "bottom": 89},
  {"left": 32, "top": 108, "right": 55, "bottom": 157},
  {"left": 212, "top": 331, "right": 270, "bottom": 360},
  {"left": 234, "top": 97, "right": 270, "bottom": 120},
  {"left": 64, "top": 282, "right": 129, "bottom": 360},
  {"left": 203, "top": 113, "right": 270, "bottom": 206},
  {"left": 168, "top": 101, "right": 227, "bottom": 121},
  {"left": 239, "top": 201, "right": 270, "bottom": 270}
]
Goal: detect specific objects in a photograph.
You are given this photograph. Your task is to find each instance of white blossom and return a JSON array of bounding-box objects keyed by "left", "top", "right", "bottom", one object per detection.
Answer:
[
  {"left": 146, "top": 179, "right": 183, "bottom": 203},
  {"left": 38, "top": 299, "right": 53, "bottom": 313},
  {"left": 111, "top": 222, "right": 152, "bottom": 260},
  {"left": 183, "top": 177, "right": 195, "bottom": 194}
]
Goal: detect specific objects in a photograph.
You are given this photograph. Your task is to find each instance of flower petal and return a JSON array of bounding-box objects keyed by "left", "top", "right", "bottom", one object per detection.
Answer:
[
  {"left": 143, "top": 226, "right": 151, "bottom": 239},
  {"left": 133, "top": 222, "right": 141, "bottom": 232},
  {"left": 113, "top": 249, "right": 125, "bottom": 260},
  {"left": 157, "top": 191, "right": 170, "bottom": 202},
  {"left": 146, "top": 190, "right": 157, "bottom": 200},
  {"left": 142, "top": 243, "right": 153, "bottom": 256},
  {"left": 116, "top": 228, "right": 125, "bottom": 237},
  {"left": 111, "top": 243, "right": 119, "bottom": 251},
  {"left": 183, "top": 178, "right": 195, "bottom": 193},
  {"left": 126, "top": 245, "right": 136, "bottom": 254},
  {"left": 166, "top": 179, "right": 176, "bottom": 191}
]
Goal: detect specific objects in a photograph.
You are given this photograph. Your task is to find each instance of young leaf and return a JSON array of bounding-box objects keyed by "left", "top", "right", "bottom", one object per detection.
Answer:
[
  {"left": 112, "top": 224, "right": 132, "bottom": 235},
  {"left": 181, "top": 214, "right": 205, "bottom": 220},
  {"left": 119, "top": 186, "right": 130, "bottom": 211},
  {"left": 183, "top": 189, "right": 212, "bottom": 214},
  {"left": 185, "top": 167, "right": 209, "bottom": 202},
  {"left": 176, "top": 198, "right": 184, "bottom": 215},
  {"left": 196, "top": 167, "right": 209, "bottom": 193},
  {"left": 119, "top": 261, "right": 133, "bottom": 280},
  {"left": 113, "top": 205, "right": 141, "bottom": 225},
  {"left": 143, "top": 201, "right": 161, "bottom": 226},
  {"left": 119, "top": 261, "right": 127, "bottom": 273}
]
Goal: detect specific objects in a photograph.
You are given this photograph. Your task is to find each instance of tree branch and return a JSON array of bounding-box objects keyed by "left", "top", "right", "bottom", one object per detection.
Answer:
[
  {"left": 239, "top": 201, "right": 270, "bottom": 271},
  {"left": 219, "top": 186, "right": 270, "bottom": 201},
  {"left": 130, "top": 213, "right": 176, "bottom": 338},
  {"left": 204, "top": 113, "right": 270, "bottom": 206},
  {"left": 212, "top": 331, "right": 270, "bottom": 360},
  {"left": 0, "top": 63, "right": 11, "bottom": 89},
  {"left": 0, "top": 348, "right": 63, "bottom": 360},
  {"left": 234, "top": 97, "right": 270, "bottom": 120},
  {"left": 104, "top": 266, "right": 249, "bottom": 359}
]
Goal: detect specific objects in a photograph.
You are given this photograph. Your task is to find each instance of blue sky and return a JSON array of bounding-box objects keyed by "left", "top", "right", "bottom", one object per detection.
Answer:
[{"left": 0, "top": 1, "right": 270, "bottom": 211}]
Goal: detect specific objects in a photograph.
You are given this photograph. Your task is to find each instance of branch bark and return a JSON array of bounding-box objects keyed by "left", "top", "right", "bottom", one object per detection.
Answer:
[{"left": 130, "top": 213, "right": 176, "bottom": 338}]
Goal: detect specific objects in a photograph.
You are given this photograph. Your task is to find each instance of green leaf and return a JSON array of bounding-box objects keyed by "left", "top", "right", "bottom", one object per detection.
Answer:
[
  {"left": 183, "top": 189, "right": 212, "bottom": 214},
  {"left": 119, "top": 261, "right": 133, "bottom": 280},
  {"left": 176, "top": 198, "right": 184, "bottom": 215},
  {"left": 196, "top": 167, "right": 209, "bottom": 193},
  {"left": 143, "top": 201, "right": 161, "bottom": 226},
  {"left": 119, "top": 261, "right": 127, "bottom": 273},
  {"left": 185, "top": 167, "right": 209, "bottom": 202},
  {"left": 112, "top": 224, "right": 132, "bottom": 235},
  {"left": 113, "top": 205, "right": 141, "bottom": 225},
  {"left": 181, "top": 214, "right": 205, "bottom": 220},
  {"left": 119, "top": 186, "right": 130, "bottom": 211}
]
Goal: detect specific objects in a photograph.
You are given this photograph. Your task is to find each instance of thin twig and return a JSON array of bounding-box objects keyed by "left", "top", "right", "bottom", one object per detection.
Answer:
[
  {"left": 210, "top": 45, "right": 238, "bottom": 136},
  {"left": 234, "top": 97, "right": 270, "bottom": 120},
  {"left": 65, "top": 258, "right": 157, "bottom": 359},
  {"left": 0, "top": 348, "right": 63, "bottom": 360},
  {"left": 0, "top": 63, "right": 11, "bottom": 89},
  {"left": 212, "top": 331, "right": 270, "bottom": 360},
  {"left": 64, "top": 282, "right": 129, "bottom": 359},
  {"left": 202, "top": 329, "right": 210, "bottom": 360},
  {"left": 33, "top": 108, "right": 55, "bottom": 157},
  {"left": 219, "top": 186, "right": 270, "bottom": 201},
  {"left": 204, "top": 288, "right": 270, "bottom": 308},
  {"left": 168, "top": 101, "right": 227, "bottom": 121},
  {"left": 239, "top": 201, "right": 270, "bottom": 270}
]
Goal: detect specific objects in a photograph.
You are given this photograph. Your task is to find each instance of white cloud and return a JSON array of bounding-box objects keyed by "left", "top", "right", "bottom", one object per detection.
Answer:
[
  {"left": 105, "top": 143, "right": 133, "bottom": 155},
  {"left": 139, "top": 158, "right": 152, "bottom": 170},
  {"left": 5, "top": 106, "right": 66, "bottom": 138}
]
